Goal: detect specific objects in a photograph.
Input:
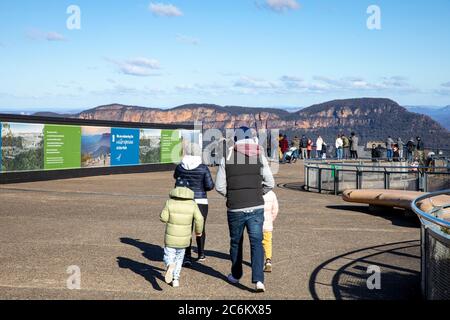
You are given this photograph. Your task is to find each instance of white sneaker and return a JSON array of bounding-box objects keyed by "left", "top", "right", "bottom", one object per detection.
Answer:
[
  {"left": 165, "top": 263, "right": 175, "bottom": 284},
  {"left": 255, "top": 282, "right": 266, "bottom": 293},
  {"left": 172, "top": 280, "right": 180, "bottom": 288},
  {"left": 227, "top": 274, "right": 240, "bottom": 284}
]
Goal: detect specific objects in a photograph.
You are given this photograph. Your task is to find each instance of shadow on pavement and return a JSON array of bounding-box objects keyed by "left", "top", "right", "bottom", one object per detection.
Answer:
[
  {"left": 192, "top": 247, "right": 251, "bottom": 268},
  {"left": 118, "top": 237, "right": 254, "bottom": 293},
  {"left": 117, "top": 238, "right": 166, "bottom": 291},
  {"left": 326, "top": 205, "right": 421, "bottom": 228},
  {"left": 117, "top": 257, "right": 165, "bottom": 291},
  {"left": 309, "top": 240, "right": 421, "bottom": 300},
  {"left": 120, "top": 238, "right": 164, "bottom": 262}
]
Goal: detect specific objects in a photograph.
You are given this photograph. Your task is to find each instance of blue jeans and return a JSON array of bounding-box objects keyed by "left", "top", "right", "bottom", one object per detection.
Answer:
[
  {"left": 227, "top": 208, "right": 264, "bottom": 284},
  {"left": 407, "top": 151, "right": 413, "bottom": 162},
  {"left": 336, "top": 148, "right": 343, "bottom": 159},
  {"left": 163, "top": 247, "right": 185, "bottom": 280},
  {"left": 387, "top": 149, "right": 393, "bottom": 160}
]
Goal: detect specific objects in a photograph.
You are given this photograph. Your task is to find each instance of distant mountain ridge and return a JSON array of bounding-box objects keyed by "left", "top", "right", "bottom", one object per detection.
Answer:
[
  {"left": 406, "top": 105, "right": 450, "bottom": 130},
  {"left": 32, "top": 98, "right": 450, "bottom": 149}
]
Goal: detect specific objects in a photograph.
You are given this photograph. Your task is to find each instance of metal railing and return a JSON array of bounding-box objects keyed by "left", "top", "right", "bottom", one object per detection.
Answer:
[
  {"left": 304, "top": 160, "right": 450, "bottom": 195},
  {"left": 411, "top": 190, "right": 450, "bottom": 300}
]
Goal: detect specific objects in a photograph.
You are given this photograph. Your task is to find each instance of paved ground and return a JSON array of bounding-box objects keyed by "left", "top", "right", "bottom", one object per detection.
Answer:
[{"left": 0, "top": 162, "right": 422, "bottom": 300}]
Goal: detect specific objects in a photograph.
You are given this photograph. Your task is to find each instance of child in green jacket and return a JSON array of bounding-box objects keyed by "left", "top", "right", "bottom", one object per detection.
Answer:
[{"left": 160, "top": 186, "right": 204, "bottom": 287}]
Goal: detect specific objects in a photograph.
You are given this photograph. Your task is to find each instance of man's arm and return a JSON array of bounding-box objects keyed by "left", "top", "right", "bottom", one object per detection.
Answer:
[{"left": 215, "top": 157, "right": 227, "bottom": 197}]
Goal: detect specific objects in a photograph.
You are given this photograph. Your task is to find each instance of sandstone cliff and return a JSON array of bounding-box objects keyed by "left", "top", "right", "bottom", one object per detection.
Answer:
[{"left": 38, "top": 98, "right": 450, "bottom": 148}]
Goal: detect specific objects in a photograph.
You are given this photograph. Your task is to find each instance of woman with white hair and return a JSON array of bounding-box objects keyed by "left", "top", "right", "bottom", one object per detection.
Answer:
[{"left": 174, "top": 142, "right": 215, "bottom": 266}]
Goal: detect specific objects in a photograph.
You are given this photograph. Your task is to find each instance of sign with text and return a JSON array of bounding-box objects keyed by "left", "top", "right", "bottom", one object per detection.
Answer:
[
  {"left": 44, "top": 125, "right": 81, "bottom": 170},
  {"left": 160, "top": 130, "right": 181, "bottom": 164},
  {"left": 111, "top": 128, "right": 140, "bottom": 166}
]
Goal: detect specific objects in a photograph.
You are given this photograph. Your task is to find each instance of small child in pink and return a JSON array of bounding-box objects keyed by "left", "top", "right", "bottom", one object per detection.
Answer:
[{"left": 262, "top": 190, "right": 279, "bottom": 272}]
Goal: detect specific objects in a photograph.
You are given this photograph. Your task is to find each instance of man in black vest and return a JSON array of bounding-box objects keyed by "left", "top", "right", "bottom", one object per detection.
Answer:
[{"left": 216, "top": 127, "right": 275, "bottom": 293}]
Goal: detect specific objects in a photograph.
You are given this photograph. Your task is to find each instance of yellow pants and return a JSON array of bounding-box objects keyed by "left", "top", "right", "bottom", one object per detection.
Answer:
[{"left": 262, "top": 231, "right": 273, "bottom": 260}]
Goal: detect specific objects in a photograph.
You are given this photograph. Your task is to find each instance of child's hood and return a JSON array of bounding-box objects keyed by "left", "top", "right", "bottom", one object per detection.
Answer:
[
  {"left": 170, "top": 186, "right": 195, "bottom": 200},
  {"left": 181, "top": 155, "right": 202, "bottom": 170}
]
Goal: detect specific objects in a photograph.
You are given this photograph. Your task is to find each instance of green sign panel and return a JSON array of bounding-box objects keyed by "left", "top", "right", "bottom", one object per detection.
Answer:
[
  {"left": 44, "top": 125, "right": 81, "bottom": 170},
  {"left": 160, "top": 130, "right": 181, "bottom": 163}
]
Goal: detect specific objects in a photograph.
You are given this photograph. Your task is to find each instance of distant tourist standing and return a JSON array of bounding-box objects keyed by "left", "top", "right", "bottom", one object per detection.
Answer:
[
  {"left": 291, "top": 136, "right": 300, "bottom": 161},
  {"left": 342, "top": 134, "right": 350, "bottom": 159},
  {"left": 397, "top": 138, "right": 404, "bottom": 160},
  {"left": 335, "top": 135, "right": 343, "bottom": 160},
  {"left": 386, "top": 136, "right": 395, "bottom": 161},
  {"left": 406, "top": 139, "right": 416, "bottom": 162},
  {"left": 316, "top": 136, "right": 324, "bottom": 159},
  {"left": 371, "top": 144, "right": 382, "bottom": 162},
  {"left": 277, "top": 134, "right": 283, "bottom": 162},
  {"left": 416, "top": 136, "right": 425, "bottom": 166},
  {"left": 350, "top": 132, "right": 359, "bottom": 159},
  {"left": 306, "top": 138, "right": 313, "bottom": 159},
  {"left": 300, "top": 135, "right": 308, "bottom": 160},
  {"left": 215, "top": 126, "right": 275, "bottom": 293},
  {"left": 321, "top": 141, "right": 328, "bottom": 159},
  {"left": 393, "top": 144, "right": 401, "bottom": 162},
  {"left": 262, "top": 190, "right": 279, "bottom": 273},
  {"left": 174, "top": 144, "right": 215, "bottom": 266},
  {"left": 280, "top": 135, "right": 289, "bottom": 163}
]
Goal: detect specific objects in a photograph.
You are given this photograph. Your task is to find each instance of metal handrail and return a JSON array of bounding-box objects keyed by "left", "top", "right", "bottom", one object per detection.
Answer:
[
  {"left": 411, "top": 190, "right": 450, "bottom": 229},
  {"left": 305, "top": 162, "right": 449, "bottom": 170},
  {"left": 304, "top": 162, "right": 450, "bottom": 195}
]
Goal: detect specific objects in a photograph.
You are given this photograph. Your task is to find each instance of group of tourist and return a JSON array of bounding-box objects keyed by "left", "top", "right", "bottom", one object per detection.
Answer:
[
  {"left": 277, "top": 132, "right": 364, "bottom": 163},
  {"left": 335, "top": 132, "right": 359, "bottom": 160},
  {"left": 276, "top": 131, "right": 431, "bottom": 165},
  {"left": 161, "top": 126, "right": 278, "bottom": 293},
  {"left": 375, "top": 136, "right": 426, "bottom": 164},
  {"left": 278, "top": 134, "right": 328, "bottom": 163}
]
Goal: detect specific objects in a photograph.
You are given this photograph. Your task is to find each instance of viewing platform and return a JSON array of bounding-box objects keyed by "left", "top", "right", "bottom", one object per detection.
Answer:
[{"left": 0, "top": 161, "right": 427, "bottom": 299}]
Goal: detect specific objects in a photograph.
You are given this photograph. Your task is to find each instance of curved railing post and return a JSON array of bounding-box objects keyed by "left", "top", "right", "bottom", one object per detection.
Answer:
[{"left": 411, "top": 190, "right": 450, "bottom": 300}]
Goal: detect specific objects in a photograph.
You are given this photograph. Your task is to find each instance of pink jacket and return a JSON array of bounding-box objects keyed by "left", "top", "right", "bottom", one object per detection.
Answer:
[{"left": 263, "top": 191, "right": 279, "bottom": 232}]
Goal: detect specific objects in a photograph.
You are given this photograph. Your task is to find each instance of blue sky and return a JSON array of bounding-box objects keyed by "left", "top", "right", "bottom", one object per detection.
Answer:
[{"left": 1, "top": 0, "right": 450, "bottom": 111}]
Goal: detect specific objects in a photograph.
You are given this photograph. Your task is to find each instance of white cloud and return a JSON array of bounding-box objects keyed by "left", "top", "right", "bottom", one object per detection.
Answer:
[
  {"left": 176, "top": 74, "right": 420, "bottom": 98},
  {"left": 176, "top": 34, "right": 199, "bottom": 45},
  {"left": 149, "top": 3, "right": 183, "bottom": 17},
  {"left": 234, "top": 76, "right": 279, "bottom": 89},
  {"left": 26, "top": 29, "right": 66, "bottom": 41},
  {"left": 108, "top": 57, "right": 161, "bottom": 77},
  {"left": 91, "top": 85, "right": 166, "bottom": 96},
  {"left": 265, "top": 0, "right": 300, "bottom": 12},
  {"left": 436, "top": 82, "right": 450, "bottom": 95},
  {"left": 280, "top": 75, "right": 303, "bottom": 82},
  {"left": 310, "top": 75, "right": 417, "bottom": 92},
  {"left": 175, "top": 83, "right": 227, "bottom": 96},
  {"left": 45, "top": 32, "right": 66, "bottom": 41}
]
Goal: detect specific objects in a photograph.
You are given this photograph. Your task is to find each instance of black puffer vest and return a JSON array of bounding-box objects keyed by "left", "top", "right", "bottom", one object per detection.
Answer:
[{"left": 225, "top": 149, "right": 264, "bottom": 210}]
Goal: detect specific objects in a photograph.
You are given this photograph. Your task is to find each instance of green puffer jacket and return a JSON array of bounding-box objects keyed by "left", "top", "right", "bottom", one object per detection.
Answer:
[{"left": 160, "top": 187, "right": 204, "bottom": 249}]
